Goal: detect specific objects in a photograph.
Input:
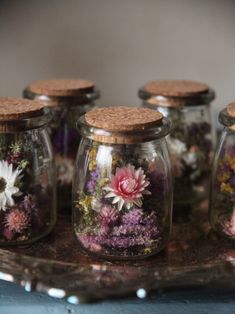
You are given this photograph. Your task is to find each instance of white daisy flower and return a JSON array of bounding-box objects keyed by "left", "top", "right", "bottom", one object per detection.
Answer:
[{"left": 0, "top": 160, "right": 21, "bottom": 211}]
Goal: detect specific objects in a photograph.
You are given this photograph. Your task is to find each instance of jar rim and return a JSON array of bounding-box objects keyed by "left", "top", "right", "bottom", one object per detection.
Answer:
[
  {"left": 138, "top": 86, "right": 215, "bottom": 107},
  {"left": 23, "top": 87, "right": 100, "bottom": 107},
  {"left": 77, "top": 114, "right": 171, "bottom": 144},
  {"left": 0, "top": 107, "right": 52, "bottom": 132}
]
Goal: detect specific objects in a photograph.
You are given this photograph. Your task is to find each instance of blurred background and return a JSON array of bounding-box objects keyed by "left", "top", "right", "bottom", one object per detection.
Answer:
[{"left": 0, "top": 0, "right": 235, "bottom": 126}]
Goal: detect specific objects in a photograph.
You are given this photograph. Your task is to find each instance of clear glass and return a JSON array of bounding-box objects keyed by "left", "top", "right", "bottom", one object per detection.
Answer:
[
  {"left": 0, "top": 111, "right": 56, "bottom": 245},
  {"left": 72, "top": 117, "right": 172, "bottom": 260},
  {"left": 23, "top": 89, "right": 100, "bottom": 212},
  {"left": 210, "top": 109, "right": 235, "bottom": 240},
  {"left": 141, "top": 101, "right": 215, "bottom": 208}
]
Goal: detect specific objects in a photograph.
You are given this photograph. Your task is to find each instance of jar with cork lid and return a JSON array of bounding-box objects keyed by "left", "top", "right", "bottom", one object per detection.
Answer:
[
  {"left": 210, "top": 103, "right": 235, "bottom": 240},
  {"left": 0, "top": 98, "right": 56, "bottom": 245},
  {"left": 73, "top": 106, "right": 172, "bottom": 260},
  {"left": 139, "top": 80, "right": 215, "bottom": 211},
  {"left": 23, "top": 78, "right": 100, "bottom": 212}
]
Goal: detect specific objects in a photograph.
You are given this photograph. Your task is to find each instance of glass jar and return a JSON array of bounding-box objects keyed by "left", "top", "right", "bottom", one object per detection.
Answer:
[
  {"left": 73, "top": 106, "right": 172, "bottom": 260},
  {"left": 23, "top": 79, "right": 100, "bottom": 212},
  {"left": 0, "top": 98, "right": 56, "bottom": 245},
  {"left": 139, "top": 80, "right": 215, "bottom": 210},
  {"left": 210, "top": 103, "right": 235, "bottom": 240}
]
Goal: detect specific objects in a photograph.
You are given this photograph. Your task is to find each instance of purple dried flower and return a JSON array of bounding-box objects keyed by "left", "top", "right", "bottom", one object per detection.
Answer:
[
  {"left": 187, "top": 122, "right": 211, "bottom": 136},
  {"left": 20, "top": 194, "right": 37, "bottom": 212},
  {"left": 19, "top": 194, "right": 44, "bottom": 230},
  {"left": 78, "top": 208, "right": 161, "bottom": 251},
  {"left": 122, "top": 208, "right": 143, "bottom": 225},
  {"left": 86, "top": 180, "right": 95, "bottom": 193},
  {"left": 200, "top": 122, "right": 211, "bottom": 134},
  {"left": 230, "top": 175, "right": 235, "bottom": 188},
  {"left": 86, "top": 170, "right": 100, "bottom": 193},
  {"left": 226, "top": 145, "right": 235, "bottom": 158}
]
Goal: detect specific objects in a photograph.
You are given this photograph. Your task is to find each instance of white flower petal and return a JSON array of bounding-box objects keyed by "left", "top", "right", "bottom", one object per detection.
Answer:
[
  {"left": 0, "top": 193, "right": 7, "bottom": 211},
  {"left": 6, "top": 186, "right": 19, "bottom": 195},
  {"left": 112, "top": 196, "right": 121, "bottom": 204},
  {"left": 0, "top": 194, "right": 5, "bottom": 210},
  {"left": 142, "top": 190, "right": 151, "bottom": 195},
  {"left": 103, "top": 186, "right": 113, "bottom": 192},
  {"left": 126, "top": 202, "right": 132, "bottom": 210},
  {"left": 105, "top": 191, "right": 117, "bottom": 198},
  {"left": 118, "top": 199, "right": 125, "bottom": 211},
  {"left": 0, "top": 160, "right": 21, "bottom": 211},
  {"left": 5, "top": 194, "right": 14, "bottom": 207},
  {"left": 133, "top": 198, "right": 142, "bottom": 207},
  {"left": 134, "top": 168, "right": 141, "bottom": 180}
]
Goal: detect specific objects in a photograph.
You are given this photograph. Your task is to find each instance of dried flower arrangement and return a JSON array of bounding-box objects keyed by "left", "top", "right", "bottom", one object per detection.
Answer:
[
  {"left": 212, "top": 145, "right": 235, "bottom": 237},
  {"left": 74, "top": 142, "right": 170, "bottom": 259},
  {"left": 0, "top": 136, "right": 54, "bottom": 243},
  {"left": 167, "top": 110, "right": 213, "bottom": 206}
]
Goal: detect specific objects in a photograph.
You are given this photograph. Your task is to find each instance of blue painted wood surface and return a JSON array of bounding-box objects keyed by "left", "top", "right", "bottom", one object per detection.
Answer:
[{"left": 0, "top": 281, "right": 235, "bottom": 314}]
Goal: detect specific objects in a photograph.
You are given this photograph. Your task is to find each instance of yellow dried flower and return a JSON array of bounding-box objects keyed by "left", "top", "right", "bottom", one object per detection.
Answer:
[
  {"left": 224, "top": 156, "right": 235, "bottom": 171},
  {"left": 221, "top": 182, "right": 233, "bottom": 194},
  {"left": 77, "top": 195, "right": 92, "bottom": 212},
  {"left": 217, "top": 172, "right": 230, "bottom": 183},
  {"left": 112, "top": 154, "right": 121, "bottom": 167},
  {"left": 229, "top": 158, "right": 235, "bottom": 171},
  {"left": 144, "top": 247, "right": 152, "bottom": 254},
  {"left": 88, "top": 159, "right": 97, "bottom": 171},
  {"left": 98, "top": 177, "right": 110, "bottom": 188},
  {"left": 88, "top": 146, "right": 98, "bottom": 171}
]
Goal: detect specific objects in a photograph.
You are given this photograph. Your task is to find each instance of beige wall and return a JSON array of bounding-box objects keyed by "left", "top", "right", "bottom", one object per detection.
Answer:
[{"left": 0, "top": 0, "right": 235, "bottom": 126}]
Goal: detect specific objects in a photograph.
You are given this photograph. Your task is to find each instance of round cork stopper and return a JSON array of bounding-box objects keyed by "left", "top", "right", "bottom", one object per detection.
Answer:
[
  {"left": 227, "top": 103, "right": 235, "bottom": 118},
  {"left": 143, "top": 80, "right": 210, "bottom": 97},
  {"left": 85, "top": 106, "right": 163, "bottom": 132},
  {"left": 29, "top": 78, "right": 95, "bottom": 97},
  {"left": 0, "top": 97, "right": 45, "bottom": 121}
]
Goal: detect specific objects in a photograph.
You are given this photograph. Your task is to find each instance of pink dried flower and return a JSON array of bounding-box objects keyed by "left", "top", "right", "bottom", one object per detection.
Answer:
[
  {"left": 2, "top": 228, "right": 14, "bottom": 240},
  {"left": 103, "top": 165, "right": 151, "bottom": 211},
  {"left": 5, "top": 208, "right": 30, "bottom": 233},
  {"left": 79, "top": 235, "right": 102, "bottom": 252},
  {"left": 99, "top": 206, "right": 119, "bottom": 226}
]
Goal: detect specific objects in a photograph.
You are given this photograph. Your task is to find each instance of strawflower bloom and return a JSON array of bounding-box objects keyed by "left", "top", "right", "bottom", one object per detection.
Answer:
[{"left": 103, "top": 165, "right": 151, "bottom": 211}]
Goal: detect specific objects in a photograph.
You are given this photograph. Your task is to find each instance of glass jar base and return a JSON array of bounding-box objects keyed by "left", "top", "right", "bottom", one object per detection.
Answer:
[
  {"left": 211, "top": 217, "right": 235, "bottom": 243},
  {"left": 76, "top": 234, "right": 168, "bottom": 261},
  {"left": 0, "top": 219, "right": 56, "bottom": 247}
]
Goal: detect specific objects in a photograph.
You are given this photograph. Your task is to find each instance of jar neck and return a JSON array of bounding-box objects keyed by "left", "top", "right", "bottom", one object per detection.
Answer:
[
  {"left": 77, "top": 115, "right": 171, "bottom": 145},
  {"left": 0, "top": 108, "right": 52, "bottom": 133},
  {"left": 23, "top": 87, "right": 100, "bottom": 108},
  {"left": 219, "top": 108, "right": 235, "bottom": 131},
  {"left": 138, "top": 88, "right": 215, "bottom": 108}
]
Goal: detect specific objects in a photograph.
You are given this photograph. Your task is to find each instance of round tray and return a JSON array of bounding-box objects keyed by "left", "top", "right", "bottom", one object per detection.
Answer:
[{"left": 0, "top": 203, "right": 235, "bottom": 304}]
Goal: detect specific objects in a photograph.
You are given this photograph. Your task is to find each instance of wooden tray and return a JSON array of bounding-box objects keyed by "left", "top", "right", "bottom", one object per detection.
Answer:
[{"left": 0, "top": 202, "right": 235, "bottom": 304}]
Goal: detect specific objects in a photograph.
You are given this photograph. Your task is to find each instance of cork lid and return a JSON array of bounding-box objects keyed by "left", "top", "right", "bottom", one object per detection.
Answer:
[
  {"left": 0, "top": 97, "right": 45, "bottom": 121},
  {"left": 227, "top": 103, "right": 235, "bottom": 118},
  {"left": 29, "top": 78, "right": 95, "bottom": 97},
  {"left": 143, "top": 80, "right": 210, "bottom": 97},
  {"left": 140, "top": 80, "right": 215, "bottom": 108},
  {"left": 85, "top": 106, "right": 163, "bottom": 131},
  {"left": 83, "top": 106, "right": 165, "bottom": 144}
]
